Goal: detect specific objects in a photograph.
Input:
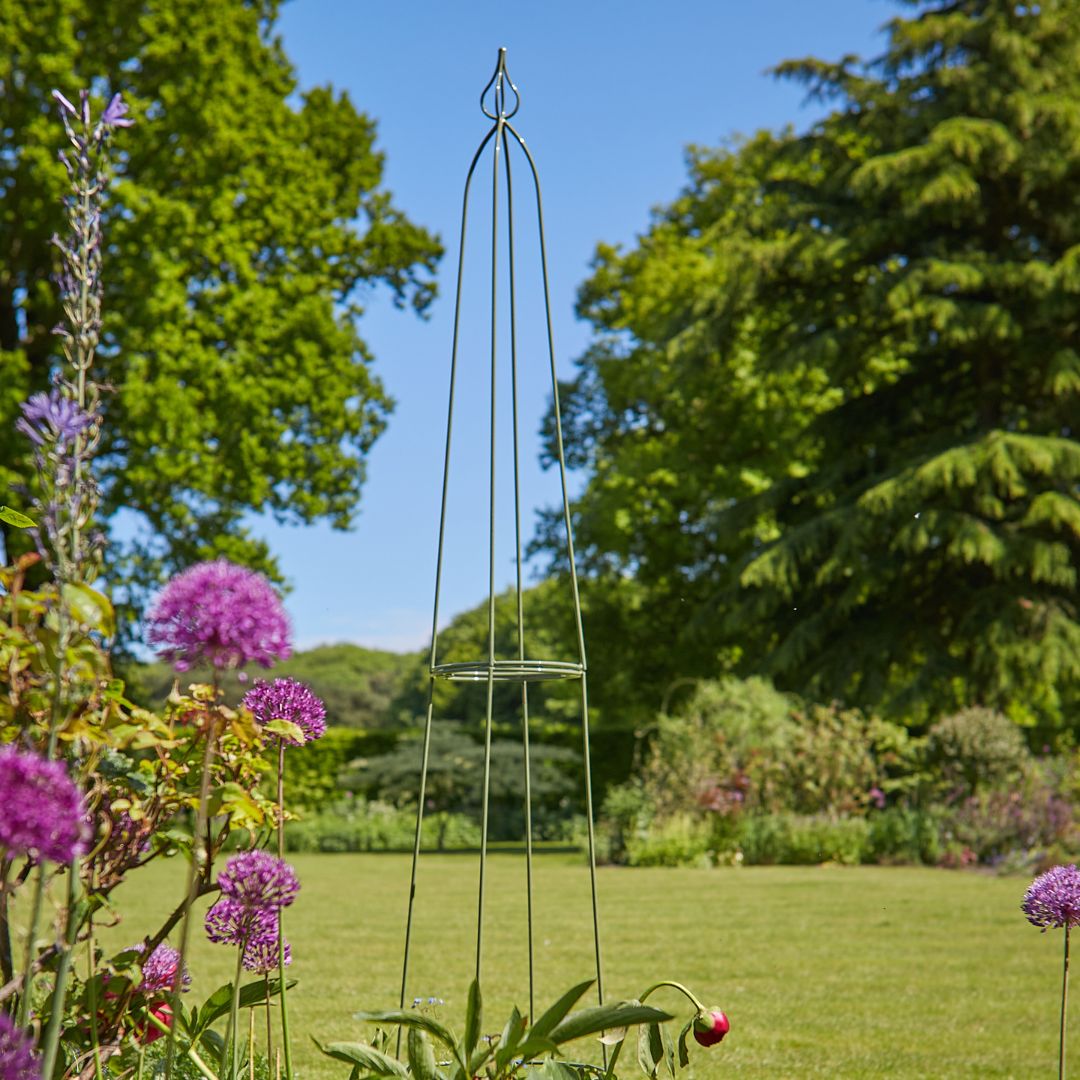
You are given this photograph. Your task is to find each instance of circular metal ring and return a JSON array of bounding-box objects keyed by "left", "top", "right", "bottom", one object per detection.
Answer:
[{"left": 431, "top": 659, "right": 584, "bottom": 683}]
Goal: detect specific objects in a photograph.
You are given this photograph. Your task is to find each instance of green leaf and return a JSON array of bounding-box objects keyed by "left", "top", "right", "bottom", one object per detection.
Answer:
[
  {"left": 313, "top": 1038, "right": 408, "bottom": 1078},
  {"left": 352, "top": 1009, "right": 464, "bottom": 1072},
  {"left": 494, "top": 1005, "right": 528, "bottom": 1070},
  {"left": 62, "top": 582, "right": 115, "bottom": 636},
  {"left": 0, "top": 506, "right": 35, "bottom": 528},
  {"left": 527, "top": 980, "right": 594, "bottom": 1043},
  {"left": 637, "top": 1021, "right": 664, "bottom": 1079},
  {"left": 463, "top": 979, "right": 482, "bottom": 1059},
  {"left": 408, "top": 1027, "right": 440, "bottom": 1080},
  {"left": 676, "top": 1019, "right": 693, "bottom": 1069},
  {"left": 197, "top": 978, "right": 294, "bottom": 1033},
  {"left": 549, "top": 1003, "right": 673, "bottom": 1047},
  {"left": 263, "top": 718, "right": 306, "bottom": 743}
]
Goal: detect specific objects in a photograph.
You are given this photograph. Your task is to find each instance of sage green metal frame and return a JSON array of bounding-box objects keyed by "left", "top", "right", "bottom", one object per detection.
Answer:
[{"left": 399, "top": 48, "right": 604, "bottom": 1027}]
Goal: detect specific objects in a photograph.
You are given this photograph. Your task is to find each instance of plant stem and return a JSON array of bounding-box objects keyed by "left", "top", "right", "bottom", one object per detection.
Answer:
[
  {"left": 87, "top": 935, "right": 104, "bottom": 1080},
  {"left": 263, "top": 972, "right": 274, "bottom": 1068},
  {"left": 1062, "top": 924, "right": 1070, "bottom": 1080},
  {"left": 249, "top": 1006, "right": 256, "bottom": 1080},
  {"left": 276, "top": 742, "right": 294, "bottom": 1080},
  {"left": 227, "top": 943, "right": 245, "bottom": 1080},
  {"left": 165, "top": 714, "right": 220, "bottom": 1080},
  {"left": 40, "top": 860, "right": 81, "bottom": 1079},
  {"left": 638, "top": 980, "right": 707, "bottom": 1013}
]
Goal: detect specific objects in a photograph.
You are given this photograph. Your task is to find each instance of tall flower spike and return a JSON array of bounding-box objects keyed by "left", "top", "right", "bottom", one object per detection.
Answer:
[{"left": 146, "top": 559, "right": 291, "bottom": 672}]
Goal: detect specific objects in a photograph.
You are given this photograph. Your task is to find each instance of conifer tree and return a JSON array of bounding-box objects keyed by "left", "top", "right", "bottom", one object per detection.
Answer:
[{"left": 553, "top": 0, "right": 1080, "bottom": 726}]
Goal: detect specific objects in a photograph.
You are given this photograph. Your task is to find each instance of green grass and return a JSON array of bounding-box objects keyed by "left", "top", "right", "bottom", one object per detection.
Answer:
[{"left": 99, "top": 854, "right": 1062, "bottom": 1079}]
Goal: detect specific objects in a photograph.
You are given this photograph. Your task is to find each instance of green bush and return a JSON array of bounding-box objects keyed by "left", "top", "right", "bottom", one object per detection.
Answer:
[
  {"left": 625, "top": 815, "right": 712, "bottom": 867},
  {"left": 866, "top": 807, "right": 943, "bottom": 865},
  {"left": 925, "top": 707, "right": 1031, "bottom": 800},
  {"left": 284, "top": 799, "right": 482, "bottom": 853},
  {"left": 739, "top": 814, "right": 871, "bottom": 866}
]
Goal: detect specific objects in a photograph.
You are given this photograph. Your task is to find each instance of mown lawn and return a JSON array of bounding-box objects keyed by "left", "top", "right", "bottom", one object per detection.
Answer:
[{"left": 100, "top": 854, "right": 1058, "bottom": 1079}]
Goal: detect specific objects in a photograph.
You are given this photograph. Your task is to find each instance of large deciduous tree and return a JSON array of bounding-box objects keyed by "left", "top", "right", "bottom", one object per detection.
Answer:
[
  {"left": 550, "top": 0, "right": 1080, "bottom": 728},
  {"left": 0, "top": 0, "right": 441, "bottom": 608}
]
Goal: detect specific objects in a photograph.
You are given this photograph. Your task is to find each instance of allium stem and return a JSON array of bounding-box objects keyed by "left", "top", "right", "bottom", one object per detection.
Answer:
[
  {"left": 227, "top": 942, "right": 245, "bottom": 1080},
  {"left": 263, "top": 973, "right": 274, "bottom": 1067},
  {"left": 165, "top": 716, "right": 220, "bottom": 1080},
  {"left": 276, "top": 743, "right": 294, "bottom": 1080},
  {"left": 39, "top": 859, "right": 81, "bottom": 1079},
  {"left": 15, "top": 868, "right": 47, "bottom": 1028},
  {"left": 1062, "top": 924, "right": 1070, "bottom": 1080}
]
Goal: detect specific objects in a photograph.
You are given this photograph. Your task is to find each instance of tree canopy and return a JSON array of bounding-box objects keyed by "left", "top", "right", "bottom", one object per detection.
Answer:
[
  {"left": 0, "top": 0, "right": 441, "bottom": 608},
  {"left": 547, "top": 0, "right": 1080, "bottom": 729}
]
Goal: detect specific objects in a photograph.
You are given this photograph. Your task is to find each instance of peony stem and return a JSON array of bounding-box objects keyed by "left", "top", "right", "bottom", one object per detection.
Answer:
[
  {"left": 639, "top": 980, "right": 707, "bottom": 1013},
  {"left": 1062, "top": 924, "right": 1070, "bottom": 1080},
  {"left": 276, "top": 741, "right": 294, "bottom": 1080}
]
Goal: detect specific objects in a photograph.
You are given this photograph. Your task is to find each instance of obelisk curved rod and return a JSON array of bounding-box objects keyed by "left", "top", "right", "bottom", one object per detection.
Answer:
[{"left": 398, "top": 48, "right": 604, "bottom": 1027}]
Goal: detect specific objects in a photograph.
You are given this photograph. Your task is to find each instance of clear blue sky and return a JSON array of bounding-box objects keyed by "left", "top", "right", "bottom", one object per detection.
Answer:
[{"left": 262, "top": 0, "right": 892, "bottom": 653}]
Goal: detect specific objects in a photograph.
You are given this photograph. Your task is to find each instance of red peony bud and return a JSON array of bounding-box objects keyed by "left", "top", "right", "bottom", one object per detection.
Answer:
[
  {"left": 138, "top": 1002, "right": 174, "bottom": 1044},
  {"left": 692, "top": 1008, "right": 730, "bottom": 1047}
]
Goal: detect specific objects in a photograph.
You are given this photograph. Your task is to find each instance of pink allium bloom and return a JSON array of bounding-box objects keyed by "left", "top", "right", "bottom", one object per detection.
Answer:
[
  {"left": 693, "top": 1009, "right": 730, "bottom": 1047},
  {"left": 242, "top": 678, "right": 327, "bottom": 745},
  {"left": 219, "top": 850, "right": 299, "bottom": 910},
  {"left": 242, "top": 931, "right": 291, "bottom": 974},
  {"left": 134, "top": 943, "right": 190, "bottom": 995},
  {"left": 0, "top": 1013, "right": 40, "bottom": 1080},
  {"left": 0, "top": 746, "right": 89, "bottom": 864},
  {"left": 146, "top": 559, "right": 291, "bottom": 672},
  {"left": 1023, "top": 864, "right": 1080, "bottom": 930}
]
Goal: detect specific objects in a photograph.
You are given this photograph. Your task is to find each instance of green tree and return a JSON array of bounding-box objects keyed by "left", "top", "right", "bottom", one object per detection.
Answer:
[
  {"left": 0, "top": 0, "right": 441, "bottom": 609},
  {"left": 549, "top": 0, "right": 1080, "bottom": 728}
]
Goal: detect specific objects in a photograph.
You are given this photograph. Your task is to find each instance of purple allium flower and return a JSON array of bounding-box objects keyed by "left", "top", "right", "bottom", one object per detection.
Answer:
[
  {"left": 0, "top": 746, "right": 89, "bottom": 864},
  {"left": 242, "top": 678, "right": 327, "bottom": 745},
  {"left": 205, "top": 898, "right": 278, "bottom": 949},
  {"left": 1023, "top": 864, "right": 1080, "bottom": 931},
  {"left": 134, "top": 943, "right": 191, "bottom": 995},
  {"left": 242, "top": 931, "right": 291, "bottom": 975},
  {"left": 145, "top": 559, "right": 291, "bottom": 672},
  {"left": 101, "top": 93, "right": 134, "bottom": 128},
  {"left": 0, "top": 1013, "right": 40, "bottom": 1080},
  {"left": 218, "top": 850, "right": 299, "bottom": 910},
  {"left": 16, "top": 391, "right": 94, "bottom": 448}
]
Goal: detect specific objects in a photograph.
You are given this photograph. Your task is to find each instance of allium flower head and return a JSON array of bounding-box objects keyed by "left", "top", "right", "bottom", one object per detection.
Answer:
[
  {"left": 16, "top": 391, "right": 94, "bottom": 448},
  {"left": 0, "top": 1013, "right": 40, "bottom": 1080},
  {"left": 205, "top": 898, "right": 278, "bottom": 949},
  {"left": 1023, "top": 864, "right": 1080, "bottom": 930},
  {"left": 242, "top": 932, "right": 291, "bottom": 974},
  {"left": 135, "top": 943, "right": 191, "bottom": 995},
  {"left": 242, "top": 678, "right": 327, "bottom": 745},
  {"left": 146, "top": 559, "right": 291, "bottom": 672},
  {"left": 0, "top": 746, "right": 89, "bottom": 864},
  {"left": 218, "top": 850, "right": 299, "bottom": 910}
]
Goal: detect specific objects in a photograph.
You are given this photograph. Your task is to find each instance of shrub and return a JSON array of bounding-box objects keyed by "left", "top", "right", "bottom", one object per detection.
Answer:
[
  {"left": 926, "top": 707, "right": 1031, "bottom": 800},
  {"left": 866, "top": 807, "right": 943, "bottom": 865},
  {"left": 739, "top": 814, "right": 871, "bottom": 866},
  {"left": 625, "top": 815, "right": 712, "bottom": 868}
]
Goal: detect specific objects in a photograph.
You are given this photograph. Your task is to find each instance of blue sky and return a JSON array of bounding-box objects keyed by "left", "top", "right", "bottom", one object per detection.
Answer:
[{"left": 264, "top": 1, "right": 892, "bottom": 653}]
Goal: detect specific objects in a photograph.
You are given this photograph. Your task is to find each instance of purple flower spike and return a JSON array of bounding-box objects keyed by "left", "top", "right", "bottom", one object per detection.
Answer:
[
  {"left": 243, "top": 678, "right": 327, "bottom": 745},
  {"left": 101, "top": 93, "right": 134, "bottom": 128},
  {"left": 51, "top": 89, "right": 77, "bottom": 117},
  {"left": 0, "top": 746, "right": 89, "bottom": 864},
  {"left": 242, "top": 931, "right": 291, "bottom": 975},
  {"left": 218, "top": 850, "right": 299, "bottom": 910},
  {"left": 0, "top": 1013, "right": 40, "bottom": 1080},
  {"left": 1023, "top": 864, "right": 1080, "bottom": 930},
  {"left": 135, "top": 943, "right": 191, "bottom": 995},
  {"left": 16, "top": 391, "right": 94, "bottom": 448},
  {"left": 146, "top": 559, "right": 291, "bottom": 672}
]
